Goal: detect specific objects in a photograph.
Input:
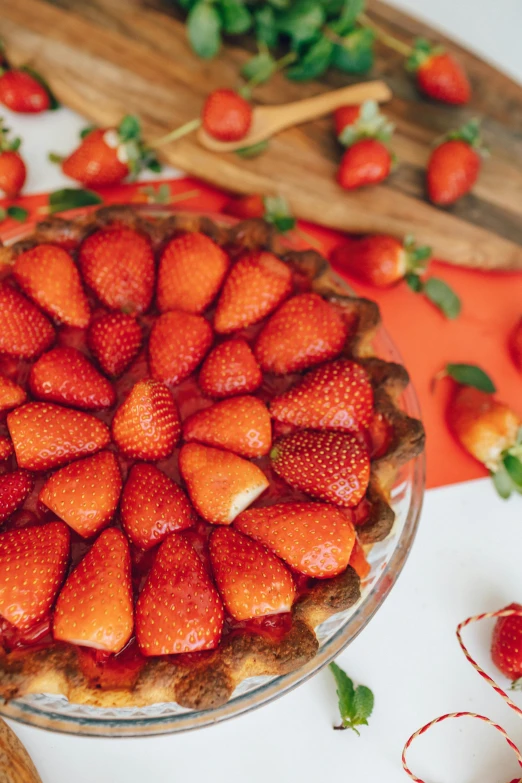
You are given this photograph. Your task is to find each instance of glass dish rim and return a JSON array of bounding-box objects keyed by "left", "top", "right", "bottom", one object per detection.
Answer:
[{"left": 0, "top": 204, "right": 426, "bottom": 736}]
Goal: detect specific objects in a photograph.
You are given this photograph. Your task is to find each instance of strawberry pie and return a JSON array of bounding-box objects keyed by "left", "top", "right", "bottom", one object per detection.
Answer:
[{"left": 0, "top": 206, "right": 424, "bottom": 710}]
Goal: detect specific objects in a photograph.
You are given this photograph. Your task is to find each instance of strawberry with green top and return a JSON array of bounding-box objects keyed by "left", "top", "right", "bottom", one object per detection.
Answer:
[
  {"left": 407, "top": 38, "right": 471, "bottom": 105},
  {"left": 29, "top": 347, "right": 115, "bottom": 410},
  {"left": 331, "top": 234, "right": 431, "bottom": 288},
  {"left": 0, "top": 470, "right": 33, "bottom": 525},
  {"left": 336, "top": 100, "right": 395, "bottom": 191},
  {"left": 183, "top": 395, "right": 272, "bottom": 458},
  {"left": 334, "top": 105, "right": 361, "bottom": 138},
  {"left": 202, "top": 89, "right": 252, "bottom": 142},
  {"left": 198, "top": 338, "right": 262, "bottom": 399},
  {"left": 427, "top": 120, "right": 484, "bottom": 206},
  {"left": 0, "top": 120, "right": 25, "bottom": 198},
  {"left": 0, "top": 67, "right": 54, "bottom": 114},
  {"left": 223, "top": 194, "right": 296, "bottom": 233}
]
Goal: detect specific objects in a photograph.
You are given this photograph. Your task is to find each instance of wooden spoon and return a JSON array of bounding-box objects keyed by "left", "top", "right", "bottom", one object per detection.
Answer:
[
  {"left": 0, "top": 719, "right": 42, "bottom": 783},
  {"left": 197, "top": 80, "right": 392, "bottom": 153}
]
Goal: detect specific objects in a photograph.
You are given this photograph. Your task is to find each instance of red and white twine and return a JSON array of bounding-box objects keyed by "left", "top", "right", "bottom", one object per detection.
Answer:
[{"left": 402, "top": 608, "right": 522, "bottom": 782}]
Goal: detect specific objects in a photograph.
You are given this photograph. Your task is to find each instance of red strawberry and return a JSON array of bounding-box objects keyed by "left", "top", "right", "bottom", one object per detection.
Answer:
[
  {"left": 348, "top": 537, "right": 370, "bottom": 580},
  {"left": 209, "top": 527, "right": 295, "bottom": 621},
  {"left": 183, "top": 396, "right": 272, "bottom": 458},
  {"left": 7, "top": 402, "right": 110, "bottom": 471},
  {"left": 29, "top": 347, "right": 115, "bottom": 410},
  {"left": 214, "top": 251, "right": 292, "bottom": 334},
  {"left": 14, "top": 244, "right": 90, "bottom": 328},
  {"left": 235, "top": 501, "right": 356, "bottom": 578},
  {"left": 198, "top": 338, "right": 262, "bottom": 399},
  {"left": 271, "top": 430, "right": 370, "bottom": 507},
  {"left": 0, "top": 285, "right": 55, "bottom": 359},
  {"left": 179, "top": 443, "right": 269, "bottom": 524},
  {"left": 53, "top": 528, "right": 133, "bottom": 653},
  {"left": 0, "top": 375, "right": 26, "bottom": 412},
  {"left": 121, "top": 463, "right": 194, "bottom": 550},
  {"left": 111, "top": 379, "right": 180, "bottom": 461},
  {"left": 0, "top": 69, "right": 51, "bottom": 113},
  {"left": 62, "top": 128, "right": 129, "bottom": 187},
  {"left": 157, "top": 232, "right": 229, "bottom": 314},
  {"left": 39, "top": 451, "right": 122, "bottom": 538},
  {"left": 407, "top": 40, "right": 471, "bottom": 105},
  {"left": 334, "top": 105, "right": 361, "bottom": 137},
  {"left": 79, "top": 226, "right": 155, "bottom": 314},
  {"left": 337, "top": 139, "right": 392, "bottom": 190},
  {"left": 0, "top": 521, "right": 70, "bottom": 630},
  {"left": 87, "top": 313, "right": 143, "bottom": 378},
  {"left": 0, "top": 470, "right": 33, "bottom": 525},
  {"left": 135, "top": 532, "right": 224, "bottom": 656},
  {"left": 223, "top": 194, "right": 265, "bottom": 220},
  {"left": 202, "top": 89, "right": 252, "bottom": 143},
  {"left": 331, "top": 234, "right": 432, "bottom": 288},
  {"left": 491, "top": 604, "right": 522, "bottom": 682},
  {"left": 0, "top": 150, "right": 26, "bottom": 199},
  {"left": 427, "top": 121, "right": 483, "bottom": 206},
  {"left": 255, "top": 293, "right": 348, "bottom": 375},
  {"left": 509, "top": 317, "right": 522, "bottom": 373},
  {"left": 270, "top": 360, "right": 373, "bottom": 433},
  {"left": 0, "top": 437, "right": 13, "bottom": 462},
  {"left": 149, "top": 311, "right": 213, "bottom": 386}
]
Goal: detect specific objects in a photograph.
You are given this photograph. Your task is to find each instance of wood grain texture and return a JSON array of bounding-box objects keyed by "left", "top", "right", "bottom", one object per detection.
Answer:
[
  {"left": 0, "top": 720, "right": 42, "bottom": 783},
  {"left": 1, "top": 0, "right": 522, "bottom": 269}
]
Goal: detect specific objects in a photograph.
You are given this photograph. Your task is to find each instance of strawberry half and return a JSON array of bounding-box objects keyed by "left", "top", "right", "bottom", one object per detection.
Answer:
[
  {"left": 111, "top": 379, "right": 180, "bottom": 461},
  {"left": 14, "top": 244, "right": 90, "bottom": 328},
  {"left": 255, "top": 293, "right": 348, "bottom": 375},
  {"left": 87, "top": 313, "right": 143, "bottom": 378},
  {"left": 29, "top": 347, "right": 116, "bottom": 410},
  {"left": 198, "top": 338, "right": 262, "bottom": 399},
  {"left": 235, "top": 501, "right": 356, "bottom": 578},
  {"left": 0, "top": 375, "right": 26, "bottom": 413},
  {"left": 0, "top": 470, "right": 34, "bottom": 525},
  {"left": 0, "top": 521, "right": 70, "bottom": 630},
  {"left": 271, "top": 430, "right": 370, "bottom": 507},
  {"left": 0, "top": 285, "right": 55, "bottom": 359},
  {"left": 0, "top": 69, "right": 51, "bottom": 114},
  {"left": 183, "top": 396, "right": 272, "bottom": 458},
  {"left": 149, "top": 310, "right": 213, "bottom": 386},
  {"left": 270, "top": 360, "right": 373, "bottom": 434},
  {"left": 426, "top": 120, "right": 483, "bottom": 206},
  {"left": 0, "top": 437, "right": 13, "bottom": 462},
  {"left": 407, "top": 39, "right": 471, "bottom": 105},
  {"left": 79, "top": 226, "right": 155, "bottom": 314},
  {"left": 135, "top": 532, "right": 224, "bottom": 656},
  {"left": 157, "top": 232, "right": 229, "bottom": 314},
  {"left": 179, "top": 443, "right": 269, "bottom": 525},
  {"left": 7, "top": 402, "right": 111, "bottom": 471},
  {"left": 491, "top": 604, "right": 522, "bottom": 682},
  {"left": 53, "top": 528, "right": 133, "bottom": 653},
  {"left": 202, "top": 89, "right": 252, "bottom": 143},
  {"left": 121, "top": 463, "right": 194, "bottom": 550},
  {"left": 214, "top": 251, "right": 293, "bottom": 334},
  {"left": 209, "top": 527, "right": 295, "bottom": 621},
  {"left": 39, "top": 451, "right": 122, "bottom": 538}
]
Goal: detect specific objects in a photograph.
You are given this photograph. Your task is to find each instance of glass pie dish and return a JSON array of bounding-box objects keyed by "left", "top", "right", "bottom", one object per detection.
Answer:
[{"left": 0, "top": 206, "right": 425, "bottom": 736}]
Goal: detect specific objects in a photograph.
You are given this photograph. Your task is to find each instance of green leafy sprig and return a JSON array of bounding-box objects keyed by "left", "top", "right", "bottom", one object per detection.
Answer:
[{"left": 329, "top": 661, "right": 374, "bottom": 734}]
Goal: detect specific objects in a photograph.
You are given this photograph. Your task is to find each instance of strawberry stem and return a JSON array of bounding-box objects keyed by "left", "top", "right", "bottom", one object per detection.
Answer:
[
  {"left": 358, "top": 13, "right": 413, "bottom": 58},
  {"left": 150, "top": 117, "right": 201, "bottom": 149}
]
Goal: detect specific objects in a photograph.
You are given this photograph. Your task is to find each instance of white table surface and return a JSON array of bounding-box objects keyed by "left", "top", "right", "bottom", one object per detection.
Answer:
[{"left": 4, "top": 3, "right": 522, "bottom": 781}]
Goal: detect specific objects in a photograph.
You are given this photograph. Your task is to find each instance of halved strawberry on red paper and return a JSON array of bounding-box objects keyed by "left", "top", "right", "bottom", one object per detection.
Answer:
[
  {"left": 0, "top": 470, "right": 34, "bottom": 525},
  {"left": 149, "top": 310, "right": 213, "bottom": 386},
  {"left": 0, "top": 285, "right": 55, "bottom": 359},
  {"left": 53, "top": 528, "right": 133, "bottom": 654},
  {"left": 135, "top": 532, "right": 225, "bottom": 656},
  {"left": 198, "top": 338, "right": 262, "bottom": 399},
  {"left": 183, "top": 396, "right": 272, "bottom": 458},
  {"left": 0, "top": 375, "right": 26, "bottom": 413},
  {"left": 0, "top": 521, "right": 70, "bottom": 630},
  {"left": 30, "top": 347, "right": 115, "bottom": 410},
  {"left": 112, "top": 379, "right": 180, "bottom": 461},
  {"left": 87, "top": 313, "right": 143, "bottom": 378}
]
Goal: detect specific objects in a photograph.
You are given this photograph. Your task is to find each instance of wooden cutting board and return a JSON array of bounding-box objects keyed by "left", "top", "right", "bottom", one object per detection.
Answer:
[{"left": 2, "top": 0, "right": 522, "bottom": 269}]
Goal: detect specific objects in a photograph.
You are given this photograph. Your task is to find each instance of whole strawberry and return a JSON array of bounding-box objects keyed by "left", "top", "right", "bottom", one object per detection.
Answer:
[
  {"left": 407, "top": 38, "right": 471, "bottom": 105},
  {"left": 0, "top": 121, "right": 25, "bottom": 198},
  {"left": 491, "top": 604, "right": 522, "bottom": 685},
  {"left": 331, "top": 234, "right": 431, "bottom": 288},
  {"left": 427, "top": 120, "right": 484, "bottom": 206},
  {"left": 0, "top": 68, "right": 52, "bottom": 113},
  {"left": 509, "top": 317, "right": 522, "bottom": 373},
  {"left": 202, "top": 89, "right": 252, "bottom": 142},
  {"left": 337, "top": 100, "right": 395, "bottom": 191}
]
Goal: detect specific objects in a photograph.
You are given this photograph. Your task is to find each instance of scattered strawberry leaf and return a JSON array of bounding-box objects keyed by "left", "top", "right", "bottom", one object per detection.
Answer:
[
  {"left": 329, "top": 661, "right": 374, "bottom": 734},
  {"left": 445, "top": 363, "right": 496, "bottom": 393},
  {"left": 80, "top": 125, "right": 98, "bottom": 140},
  {"left": 286, "top": 36, "right": 335, "bottom": 81},
  {"left": 423, "top": 277, "right": 461, "bottom": 319},
  {"left": 49, "top": 188, "right": 103, "bottom": 214},
  {"left": 6, "top": 206, "right": 28, "bottom": 222},
  {"left": 235, "top": 140, "right": 270, "bottom": 158},
  {"left": 187, "top": 1, "right": 222, "bottom": 59},
  {"left": 218, "top": 0, "right": 252, "bottom": 34},
  {"left": 404, "top": 272, "right": 423, "bottom": 292},
  {"left": 331, "top": 27, "right": 375, "bottom": 74},
  {"left": 263, "top": 195, "right": 296, "bottom": 232}
]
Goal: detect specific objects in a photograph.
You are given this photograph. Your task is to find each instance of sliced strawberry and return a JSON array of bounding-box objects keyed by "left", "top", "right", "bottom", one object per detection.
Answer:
[
  {"left": 29, "top": 346, "right": 115, "bottom": 410},
  {"left": 0, "top": 375, "right": 26, "bottom": 412},
  {"left": 209, "top": 527, "right": 295, "bottom": 621},
  {"left": 235, "top": 501, "right": 356, "bottom": 578},
  {"left": 202, "top": 89, "right": 252, "bottom": 143},
  {"left": 183, "top": 396, "right": 271, "bottom": 458},
  {"left": 7, "top": 402, "right": 110, "bottom": 471},
  {"left": 53, "top": 528, "right": 133, "bottom": 653},
  {"left": 121, "top": 463, "right": 194, "bottom": 550},
  {"left": 157, "top": 232, "right": 229, "bottom": 314},
  {"left": 14, "top": 244, "right": 90, "bottom": 328},
  {"left": 78, "top": 226, "right": 155, "bottom": 314},
  {"left": 0, "top": 436, "right": 13, "bottom": 462},
  {"left": 0, "top": 521, "right": 70, "bottom": 630},
  {"left": 271, "top": 430, "right": 370, "bottom": 507},
  {"left": 198, "top": 338, "right": 262, "bottom": 399},
  {"left": 149, "top": 310, "right": 213, "bottom": 386},
  {"left": 62, "top": 128, "right": 129, "bottom": 188},
  {"left": 491, "top": 604, "right": 522, "bottom": 681},
  {"left": 111, "top": 379, "right": 180, "bottom": 461},
  {"left": 348, "top": 537, "right": 371, "bottom": 579},
  {"left": 39, "top": 451, "right": 122, "bottom": 538},
  {"left": 214, "top": 251, "right": 293, "bottom": 334},
  {"left": 179, "top": 443, "right": 269, "bottom": 524},
  {"left": 255, "top": 293, "right": 348, "bottom": 375},
  {"left": 0, "top": 284, "right": 55, "bottom": 359},
  {"left": 0, "top": 470, "right": 33, "bottom": 525},
  {"left": 270, "top": 360, "right": 373, "bottom": 433},
  {"left": 135, "top": 532, "right": 224, "bottom": 656},
  {"left": 87, "top": 313, "right": 143, "bottom": 378}
]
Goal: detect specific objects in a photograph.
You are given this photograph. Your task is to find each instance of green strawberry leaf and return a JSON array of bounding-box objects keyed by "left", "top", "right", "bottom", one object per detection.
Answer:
[
  {"left": 423, "top": 277, "right": 461, "bottom": 320},
  {"left": 187, "top": 1, "right": 222, "bottom": 59},
  {"left": 353, "top": 684, "right": 374, "bottom": 723},
  {"left": 118, "top": 115, "right": 141, "bottom": 142},
  {"left": 6, "top": 206, "right": 28, "bottom": 222},
  {"left": 445, "top": 363, "right": 496, "bottom": 393},
  {"left": 286, "top": 36, "right": 334, "bottom": 81},
  {"left": 331, "top": 0, "right": 365, "bottom": 34},
  {"left": 79, "top": 125, "right": 97, "bottom": 140},
  {"left": 178, "top": 0, "right": 198, "bottom": 9},
  {"left": 338, "top": 99, "right": 394, "bottom": 146},
  {"left": 218, "top": 0, "right": 252, "bottom": 34},
  {"left": 268, "top": 0, "right": 291, "bottom": 8},
  {"left": 20, "top": 65, "right": 60, "bottom": 110},
  {"left": 331, "top": 27, "right": 375, "bottom": 74},
  {"left": 277, "top": 0, "right": 325, "bottom": 48},
  {"left": 404, "top": 272, "right": 423, "bottom": 292},
  {"left": 235, "top": 139, "right": 270, "bottom": 158},
  {"left": 48, "top": 188, "right": 103, "bottom": 214},
  {"left": 263, "top": 195, "right": 296, "bottom": 232},
  {"left": 254, "top": 6, "right": 279, "bottom": 48},
  {"left": 406, "top": 37, "right": 437, "bottom": 72},
  {"left": 329, "top": 662, "right": 355, "bottom": 720},
  {"left": 329, "top": 662, "right": 374, "bottom": 734},
  {"left": 491, "top": 465, "right": 514, "bottom": 500},
  {"left": 503, "top": 454, "right": 522, "bottom": 489},
  {"left": 241, "top": 51, "right": 277, "bottom": 85}
]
